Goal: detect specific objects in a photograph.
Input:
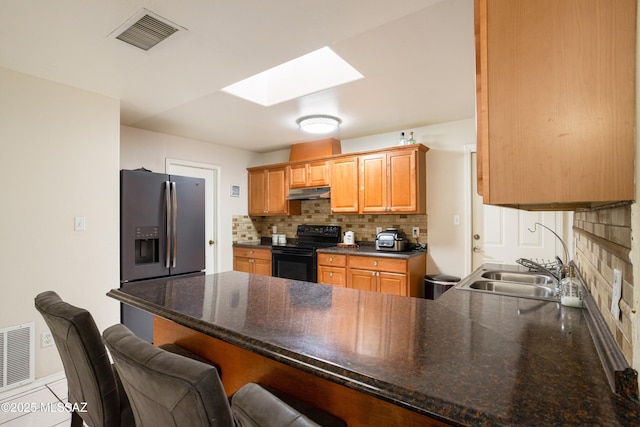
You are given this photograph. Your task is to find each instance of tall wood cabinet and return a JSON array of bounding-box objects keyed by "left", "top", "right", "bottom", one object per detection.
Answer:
[
  {"left": 330, "top": 145, "right": 427, "bottom": 214},
  {"left": 329, "top": 156, "right": 360, "bottom": 213},
  {"left": 475, "top": 0, "right": 635, "bottom": 209},
  {"left": 359, "top": 147, "right": 426, "bottom": 213},
  {"left": 248, "top": 166, "right": 301, "bottom": 216}
]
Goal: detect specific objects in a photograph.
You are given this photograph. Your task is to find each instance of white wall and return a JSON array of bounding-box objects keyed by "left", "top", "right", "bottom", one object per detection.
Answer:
[
  {"left": 0, "top": 67, "right": 121, "bottom": 379},
  {"left": 262, "top": 119, "right": 476, "bottom": 278},
  {"left": 120, "top": 126, "right": 262, "bottom": 272}
]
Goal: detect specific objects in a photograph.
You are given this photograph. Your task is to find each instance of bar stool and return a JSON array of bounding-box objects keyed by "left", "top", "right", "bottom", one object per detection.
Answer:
[{"left": 103, "top": 324, "right": 345, "bottom": 427}]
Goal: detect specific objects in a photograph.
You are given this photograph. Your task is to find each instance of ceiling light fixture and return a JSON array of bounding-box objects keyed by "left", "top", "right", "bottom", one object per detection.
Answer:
[{"left": 296, "top": 115, "right": 342, "bottom": 134}]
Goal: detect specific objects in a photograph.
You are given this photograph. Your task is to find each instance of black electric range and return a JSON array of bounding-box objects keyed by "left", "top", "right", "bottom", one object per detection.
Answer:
[{"left": 271, "top": 224, "right": 341, "bottom": 282}]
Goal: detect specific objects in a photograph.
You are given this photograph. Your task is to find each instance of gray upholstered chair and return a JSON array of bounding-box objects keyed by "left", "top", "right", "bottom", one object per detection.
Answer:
[
  {"left": 34, "top": 291, "right": 135, "bottom": 427},
  {"left": 103, "top": 323, "right": 345, "bottom": 427}
]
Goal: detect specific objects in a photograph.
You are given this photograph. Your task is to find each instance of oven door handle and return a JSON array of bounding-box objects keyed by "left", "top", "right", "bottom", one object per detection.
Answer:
[{"left": 271, "top": 249, "right": 315, "bottom": 257}]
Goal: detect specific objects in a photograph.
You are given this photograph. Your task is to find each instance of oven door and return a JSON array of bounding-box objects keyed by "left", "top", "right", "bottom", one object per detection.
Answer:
[{"left": 271, "top": 247, "right": 316, "bottom": 282}]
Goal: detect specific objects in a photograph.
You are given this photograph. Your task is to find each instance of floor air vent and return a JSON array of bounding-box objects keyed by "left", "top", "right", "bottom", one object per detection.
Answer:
[
  {"left": 0, "top": 323, "right": 34, "bottom": 392},
  {"left": 110, "top": 9, "right": 184, "bottom": 51}
]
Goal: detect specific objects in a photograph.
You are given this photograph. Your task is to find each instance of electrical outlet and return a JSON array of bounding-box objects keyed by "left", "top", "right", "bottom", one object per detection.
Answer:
[
  {"left": 412, "top": 227, "right": 419, "bottom": 238},
  {"left": 41, "top": 331, "right": 54, "bottom": 348},
  {"left": 272, "top": 225, "right": 277, "bottom": 234},
  {"left": 376, "top": 227, "right": 382, "bottom": 234}
]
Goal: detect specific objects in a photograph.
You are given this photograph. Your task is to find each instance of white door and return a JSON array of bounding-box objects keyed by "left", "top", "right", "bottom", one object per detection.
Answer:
[
  {"left": 470, "top": 152, "right": 563, "bottom": 270},
  {"left": 166, "top": 159, "right": 218, "bottom": 275}
]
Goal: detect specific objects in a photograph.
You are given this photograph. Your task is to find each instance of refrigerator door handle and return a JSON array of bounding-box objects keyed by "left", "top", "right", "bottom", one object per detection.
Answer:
[
  {"left": 171, "top": 181, "right": 178, "bottom": 268},
  {"left": 165, "top": 181, "right": 172, "bottom": 269}
]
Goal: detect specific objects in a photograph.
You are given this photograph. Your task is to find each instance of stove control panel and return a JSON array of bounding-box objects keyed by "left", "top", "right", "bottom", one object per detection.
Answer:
[{"left": 296, "top": 224, "right": 341, "bottom": 240}]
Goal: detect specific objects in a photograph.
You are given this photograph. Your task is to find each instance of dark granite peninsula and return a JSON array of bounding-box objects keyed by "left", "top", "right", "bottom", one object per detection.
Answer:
[{"left": 108, "top": 271, "right": 640, "bottom": 426}]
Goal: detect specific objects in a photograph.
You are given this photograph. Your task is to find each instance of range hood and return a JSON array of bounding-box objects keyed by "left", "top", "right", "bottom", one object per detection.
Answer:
[{"left": 286, "top": 187, "right": 331, "bottom": 200}]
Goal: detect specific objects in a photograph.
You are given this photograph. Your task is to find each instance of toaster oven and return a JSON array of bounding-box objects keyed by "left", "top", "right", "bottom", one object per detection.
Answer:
[{"left": 375, "top": 228, "right": 409, "bottom": 252}]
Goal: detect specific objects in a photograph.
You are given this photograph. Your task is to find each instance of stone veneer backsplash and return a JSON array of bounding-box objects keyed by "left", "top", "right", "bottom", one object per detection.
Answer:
[
  {"left": 573, "top": 204, "right": 633, "bottom": 362},
  {"left": 233, "top": 199, "right": 428, "bottom": 245}
]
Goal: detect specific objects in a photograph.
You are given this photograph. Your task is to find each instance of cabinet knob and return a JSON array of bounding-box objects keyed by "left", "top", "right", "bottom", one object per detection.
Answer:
[
  {"left": 372, "top": 272, "right": 376, "bottom": 276},
  {"left": 373, "top": 261, "right": 378, "bottom": 266},
  {"left": 329, "top": 272, "right": 333, "bottom": 277},
  {"left": 329, "top": 257, "right": 333, "bottom": 262}
]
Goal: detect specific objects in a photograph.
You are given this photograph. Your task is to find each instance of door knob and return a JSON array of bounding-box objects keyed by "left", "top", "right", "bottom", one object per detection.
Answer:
[
  {"left": 209, "top": 240, "right": 215, "bottom": 246},
  {"left": 473, "top": 246, "right": 483, "bottom": 253}
]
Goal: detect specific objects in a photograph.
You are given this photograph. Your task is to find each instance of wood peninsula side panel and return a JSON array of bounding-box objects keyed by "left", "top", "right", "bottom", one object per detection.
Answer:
[{"left": 154, "top": 317, "right": 450, "bottom": 427}]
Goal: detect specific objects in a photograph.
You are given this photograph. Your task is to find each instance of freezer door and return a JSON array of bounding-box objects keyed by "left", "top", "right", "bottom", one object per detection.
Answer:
[
  {"left": 170, "top": 175, "right": 205, "bottom": 275},
  {"left": 120, "top": 170, "right": 170, "bottom": 282}
]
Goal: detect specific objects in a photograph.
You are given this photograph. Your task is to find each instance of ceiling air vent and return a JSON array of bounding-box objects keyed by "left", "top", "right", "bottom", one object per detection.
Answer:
[{"left": 110, "top": 9, "right": 184, "bottom": 51}]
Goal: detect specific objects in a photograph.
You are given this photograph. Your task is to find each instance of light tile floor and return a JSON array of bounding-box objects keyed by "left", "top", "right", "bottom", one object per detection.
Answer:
[{"left": 0, "top": 378, "right": 83, "bottom": 426}]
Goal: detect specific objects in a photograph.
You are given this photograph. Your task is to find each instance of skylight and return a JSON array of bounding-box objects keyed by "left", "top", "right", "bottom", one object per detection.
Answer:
[{"left": 221, "top": 47, "right": 364, "bottom": 107}]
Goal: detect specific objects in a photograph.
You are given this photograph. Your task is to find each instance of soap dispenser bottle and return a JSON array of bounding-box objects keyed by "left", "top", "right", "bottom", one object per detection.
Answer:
[{"left": 560, "top": 265, "right": 584, "bottom": 308}]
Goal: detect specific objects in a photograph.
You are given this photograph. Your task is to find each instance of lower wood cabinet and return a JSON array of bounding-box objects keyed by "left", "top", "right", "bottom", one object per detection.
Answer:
[
  {"left": 317, "top": 252, "right": 426, "bottom": 298},
  {"left": 317, "top": 253, "right": 347, "bottom": 287},
  {"left": 233, "top": 247, "right": 272, "bottom": 276}
]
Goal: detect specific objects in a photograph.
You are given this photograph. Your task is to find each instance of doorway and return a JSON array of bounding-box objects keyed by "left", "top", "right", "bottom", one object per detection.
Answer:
[
  {"left": 166, "top": 158, "right": 219, "bottom": 275},
  {"left": 467, "top": 149, "right": 564, "bottom": 272}
]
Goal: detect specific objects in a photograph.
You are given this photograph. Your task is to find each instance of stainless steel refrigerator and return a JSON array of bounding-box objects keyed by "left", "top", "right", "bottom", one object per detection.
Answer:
[{"left": 120, "top": 169, "right": 205, "bottom": 342}]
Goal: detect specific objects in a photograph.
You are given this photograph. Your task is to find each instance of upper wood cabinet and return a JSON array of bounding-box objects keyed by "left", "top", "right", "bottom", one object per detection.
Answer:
[
  {"left": 288, "top": 160, "right": 330, "bottom": 189},
  {"left": 248, "top": 144, "right": 428, "bottom": 216},
  {"left": 330, "top": 156, "right": 360, "bottom": 213},
  {"left": 475, "top": 0, "right": 636, "bottom": 209},
  {"left": 359, "top": 146, "right": 427, "bottom": 214},
  {"left": 248, "top": 166, "right": 301, "bottom": 216}
]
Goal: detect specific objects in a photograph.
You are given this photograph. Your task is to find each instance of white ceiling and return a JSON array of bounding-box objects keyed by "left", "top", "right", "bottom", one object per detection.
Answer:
[{"left": 0, "top": 0, "right": 476, "bottom": 153}]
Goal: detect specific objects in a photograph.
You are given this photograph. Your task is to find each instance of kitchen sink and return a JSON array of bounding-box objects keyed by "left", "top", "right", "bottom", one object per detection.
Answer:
[
  {"left": 455, "top": 265, "right": 559, "bottom": 301},
  {"left": 480, "top": 271, "right": 554, "bottom": 285},
  {"left": 467, "top": 280, "right": 555, "bottom": 299}
]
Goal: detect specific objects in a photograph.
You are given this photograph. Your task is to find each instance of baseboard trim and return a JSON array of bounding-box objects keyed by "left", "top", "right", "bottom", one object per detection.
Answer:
[{"left": 0, "top": 371, "right": 65, "bottom": 401}]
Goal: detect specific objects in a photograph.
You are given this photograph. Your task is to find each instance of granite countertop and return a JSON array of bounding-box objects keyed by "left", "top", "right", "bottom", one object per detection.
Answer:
[
  {"left": 233, "top": 240, "right": 426, "bottom": 259},
  {"left": 233, "top": 241, "right": 272, "bottom": 250},
  {"left": 108, "top": 270, "right": 640, "bottom": 426},
  {"left": 316, "top": 243, "right": 426, "bottom": 259}
]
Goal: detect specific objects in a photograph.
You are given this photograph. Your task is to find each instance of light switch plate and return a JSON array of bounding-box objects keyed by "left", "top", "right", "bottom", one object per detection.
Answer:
[
  {"left": 611, "top": 269, "right": 622, "bottom": 319},
  {"left": 74, "top": 216, "right": 86, "bottom": 231}
]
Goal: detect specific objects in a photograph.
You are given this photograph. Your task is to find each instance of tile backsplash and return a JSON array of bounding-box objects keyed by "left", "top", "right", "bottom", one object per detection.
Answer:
[
  {"left": 573, "top": 203, "right": 633, "bottom": 362},
  {"left": 232, "top": 199, "right": 428, "bottom": 244}
]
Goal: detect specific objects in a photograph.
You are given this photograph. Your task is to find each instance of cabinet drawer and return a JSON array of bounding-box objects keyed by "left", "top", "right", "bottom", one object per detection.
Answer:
[
  {"left": 233, "top": 247, "right": 272, "bottom": 261},
  {"left": 348, "top": 256, "right": 406, "bottom": 273},
  {"left": 318, "top": 266, "right": 347, "bottom": 287},
  {"left": 317, "top": 253, "right": 347, "bottom": 267}
]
